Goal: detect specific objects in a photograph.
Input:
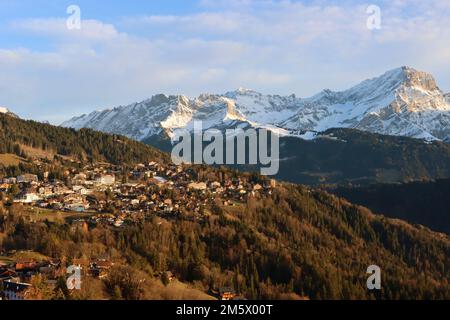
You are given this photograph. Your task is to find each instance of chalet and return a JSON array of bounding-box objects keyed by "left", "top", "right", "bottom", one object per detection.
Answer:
[
  {"left": 131, "top": 170, "right": 143, "bottom": 180},
  {"left": 37, "top": 185, "right": 52, "bottom": 196},
  {"left": 1, "top": 280, "right": 32, "bottom": 300},
  {"left": 49, "top": 201, "right": 63, "bottom": 210},
  {"left": 253, "top": 184, "right": 263, "bottom": 191},
  {"left": 210, "top": 181, "right": 222, "bottom": 189},
  {"left": 0, "top": 269, "right": 17, "bottom": 282},
  {"left": 72, "top": 258, "right": 88, "bottom": 267},
  {"left": 14, "top": 260, "right": 38, "bottom": 273},
  {"left": 95, "top": 174, "right": 115, "bottom": 186},
  {"left": 63, "top": 194, "right": 83, "bottom": 203},
  {"left": 114, "top": 219, "right": 124, "bottom": 227},
  {"left": 37, "top": 201, "right": 49, "bottom": 208},
  {"left": 52, "top": 185, "right": 72, "bottom": 195},
  {"left": 3, "top": 177, "right": 16, "bottom": 184},
  {"left": 148, "top": 161, "right": 158, "bottom": 168},
  {"left": 64, "top": 203, "right": 88, "bottom": 212},
  {"left": 71, "top": 173, "right": 87, "bottom": 185},
  {"left": 130, "top": 199, "right": 140, "bottom": 206},
  {"left": 219, "top": 287, "right": 236, "bottom": 300},
  {"left": 188, "top": 182, "right": 207, "bottom": 191},
  {"left": 15, "top": 192, "right": 41, "bottom": 203},
  {"left": 17, "top": 174, "right": 38, "bottom": 184},
  {"left": 153, "top": 176, "right": 167, "bottom": 185},
  {"left": 90, "top": 260, "right": 113, "bottom": 278}
]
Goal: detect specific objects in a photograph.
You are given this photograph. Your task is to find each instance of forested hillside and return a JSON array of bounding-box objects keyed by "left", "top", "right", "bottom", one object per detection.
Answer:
[
  {"left": 145, "top": 128, "right": 450, "bottom": 186},
  {"left": 0, "top": 112, "right": 448, "bottom": 300},
  {"left": 0, "top": 113, "right": 167, "bottom": 166},
  {"left": 270, "top": 129, "right": 450, "bottom": 185},
  {"left": 1, "top": 183, "right": 448, "bottom": 299},
  {"left": 333, "top": 179, "right": 450, "bottom": 235}
]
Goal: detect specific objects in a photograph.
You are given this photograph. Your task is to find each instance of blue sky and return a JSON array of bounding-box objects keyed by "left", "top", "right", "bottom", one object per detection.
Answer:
[{"left": 0, "top": 0, "right": 449, "bottom": 123}]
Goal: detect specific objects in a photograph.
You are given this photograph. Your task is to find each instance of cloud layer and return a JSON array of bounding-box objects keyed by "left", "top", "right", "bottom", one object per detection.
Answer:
[{"left": 0, "top": 0, "right": 449, "bottom": 123}]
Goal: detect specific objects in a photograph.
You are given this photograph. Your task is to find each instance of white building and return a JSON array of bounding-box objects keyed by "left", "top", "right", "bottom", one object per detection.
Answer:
[
  {"left": 95, "top": 174, "right": 115, "bottom": 185},
  {"left": 16, "top": 174, "right": 38, "bottom": 184},
  {"left": 188, "top": 182, "right": 207, "bottom": 191},
  {"left": 14, "top": 193, "right": 41, "bottom": 203}
]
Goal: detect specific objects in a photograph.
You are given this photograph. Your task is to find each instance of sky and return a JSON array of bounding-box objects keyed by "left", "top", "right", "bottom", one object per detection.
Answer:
[{"left": 0, "top": 0, "right": 449, "bottom": 123}]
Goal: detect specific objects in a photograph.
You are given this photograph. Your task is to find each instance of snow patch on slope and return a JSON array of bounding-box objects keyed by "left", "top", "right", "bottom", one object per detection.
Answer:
[{"left": 0, "top": 107, "right": 10, "bottom": 114}]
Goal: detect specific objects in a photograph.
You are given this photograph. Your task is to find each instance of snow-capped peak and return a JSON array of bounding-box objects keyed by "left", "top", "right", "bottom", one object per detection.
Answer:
[
  {"left": 236, "top": 87, "right": 255, "bottom": 94},
  {"left": 61, "top": 67, "right": 450, "bottom": 142},
  {"left": 0, "top": 106, "right": 10, "bottom": 114},
  {"left": 225, "top": 87, "right": 261, "bottom": 98}
]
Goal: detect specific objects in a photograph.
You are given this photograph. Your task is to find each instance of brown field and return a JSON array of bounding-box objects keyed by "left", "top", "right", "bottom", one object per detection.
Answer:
[
  {"left": 0, "top": 153, "right": 23, "bottom": 166},
  {"left": 0, "top": 251, "right": 48, "bottom": 264},
  {"left": 19, "top": 144, "right": 56, "bottom": 160},
  {"left": 20, "top": 206, "right": 95, "bottom": 222}
]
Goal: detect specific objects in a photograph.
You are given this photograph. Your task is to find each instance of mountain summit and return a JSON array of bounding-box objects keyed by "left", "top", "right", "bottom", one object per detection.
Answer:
[
  {"left": 0, "top": 106, "right": 10, "bottom": 114},
  {"left": 0, "top": 106, "right": 18, "bottom": 118},
  {"left": 62, "top": 67, "right": 450, "bottom": 142}
]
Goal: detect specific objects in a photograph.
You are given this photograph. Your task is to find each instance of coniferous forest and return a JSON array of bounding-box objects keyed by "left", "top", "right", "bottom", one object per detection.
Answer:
[{"left": 0, "top": 114, "right": 449, "bottom": 300}]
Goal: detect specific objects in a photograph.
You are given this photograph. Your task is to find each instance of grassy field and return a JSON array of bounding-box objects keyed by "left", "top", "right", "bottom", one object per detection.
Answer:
[
  {"left": 0, "top": 251, "right": 49, "bottom": 264},
  {"left": 19, "top": 206, "right": 95, "bottom": 223},
  {"left": 0, "top": 255, "right": 14, "bottom": 264},
  {"left": 142, "top": 279, "right": 217, "bottom": 300},
  {"left": 19, "top": 144, "right": 55, "bottom": 160},
  {"left": 0, "top": 153, "right": 23, "bottom": 166},
  {"left": 11, "top": 251, "right": 49, "bottom": 261}
]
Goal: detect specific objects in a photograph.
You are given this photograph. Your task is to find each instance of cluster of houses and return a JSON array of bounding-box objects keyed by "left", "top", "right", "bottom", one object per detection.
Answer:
[
  {"left": 0, "top": 251, "right": 242, "bottom": 300},
  {"left": 0, "top": 161, "right": 276, "bottom": 300},
  {"left": 1, "top": 161, "right": 277, "bottom": 228},
  {"left": 0, "top": 252, "right": 114, "bottom": 300}
]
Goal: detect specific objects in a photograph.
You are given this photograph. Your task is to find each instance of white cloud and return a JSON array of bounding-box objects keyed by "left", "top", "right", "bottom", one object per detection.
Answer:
[
  {"left": 11, "top": 18, "right": 121, "bottom": 42},
  {"left": 0, "top": 0, "right": 449, "bottom": 122}
]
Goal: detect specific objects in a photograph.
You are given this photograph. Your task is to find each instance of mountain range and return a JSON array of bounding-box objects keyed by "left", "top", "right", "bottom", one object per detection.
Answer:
[{"left": 62, "top": 66, "right": 450, "bottom": 142}]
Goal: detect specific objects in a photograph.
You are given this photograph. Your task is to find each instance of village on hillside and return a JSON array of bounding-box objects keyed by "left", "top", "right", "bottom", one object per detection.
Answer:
[{"left": 0, "top": 160, "right": 276, "bottom": 300}]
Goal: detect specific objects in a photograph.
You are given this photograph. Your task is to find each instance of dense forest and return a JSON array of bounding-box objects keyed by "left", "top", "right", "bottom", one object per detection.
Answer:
[
  {"left": 259, "top": 128, "right": 450, "bottom": 185},
  {"left": 0, "top": 113, "right": 168, "bottom": 166},
  {"left": 146, "top": 127, "right": 450, "bottom": 186},
  {"left": 332, "top": 179, "right": 450, "bottom": 235}
]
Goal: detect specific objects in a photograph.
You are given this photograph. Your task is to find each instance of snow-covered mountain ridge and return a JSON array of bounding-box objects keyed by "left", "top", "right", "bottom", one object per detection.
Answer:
[{"left": 61, "top": 67, "right": 450, "bottom": 142}]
